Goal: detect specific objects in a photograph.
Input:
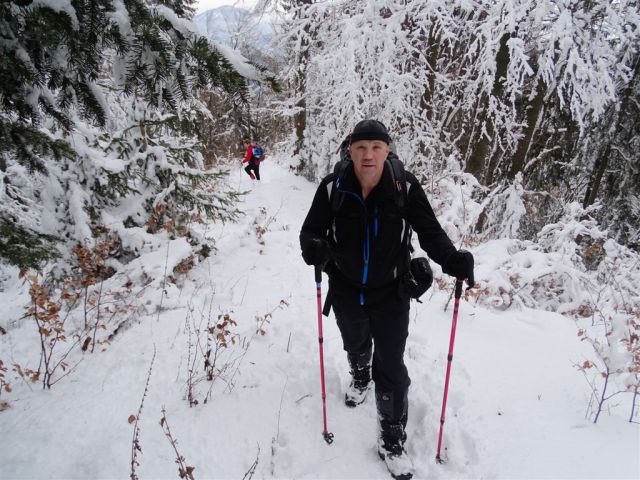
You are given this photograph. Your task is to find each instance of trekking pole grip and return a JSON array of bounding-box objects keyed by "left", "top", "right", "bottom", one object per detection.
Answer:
[
  {"left": 454, "top": 278, "right": 463, "bottom": 299},
  {"left": 315, "top": 266, "right": 322, "bottom": 284}
]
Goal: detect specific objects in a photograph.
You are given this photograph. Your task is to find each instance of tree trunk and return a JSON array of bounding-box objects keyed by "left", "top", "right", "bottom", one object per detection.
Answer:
[
  {"left": 292, "top": 0, "right": 313, "bottom": 158},
  {"left": 401, "top": 12, "right": 432, "bottom": 159},
  {"left": 465, "top": 32, "right": 512, "bottom": 181},
  {"left": 293, "top": 96, "right": 306, "bottom": 157},
  {"left": 465, "top": 101, "right": 492, "bottom": 179},
  {"left": 507, "top": 79, "right": 546, "bottom": 181},
  {"left": 483, "top": 141, "right": 504, "bottom": 187},
  {"left": 582, "top": 55, "right": 639, "bottom": 208},
  {"left": 420, "top": 22, "right": 439, "bottom": 123},
  {"left": 582, "top": 143, "right": 611, "bottom": 208}
]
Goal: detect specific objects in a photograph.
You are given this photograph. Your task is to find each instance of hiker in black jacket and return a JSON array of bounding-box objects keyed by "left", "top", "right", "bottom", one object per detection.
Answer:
[{"left": 299, "top": 119, "right": 474, "bottom": 480}]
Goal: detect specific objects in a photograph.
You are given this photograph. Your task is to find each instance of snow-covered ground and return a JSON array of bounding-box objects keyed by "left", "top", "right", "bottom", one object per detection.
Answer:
[{"left": 1, "top": 160, "right": 638, "bottom": 479}]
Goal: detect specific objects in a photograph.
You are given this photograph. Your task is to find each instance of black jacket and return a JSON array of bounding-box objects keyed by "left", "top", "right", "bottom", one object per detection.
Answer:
[{"left": 300, "top": 161, "right": 457, "bottom": 305}]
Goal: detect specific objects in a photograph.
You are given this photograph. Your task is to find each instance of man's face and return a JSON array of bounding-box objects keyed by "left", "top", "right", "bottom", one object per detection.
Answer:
[{"left": 349, "top": 140, "right": 389, "bottom": 189}]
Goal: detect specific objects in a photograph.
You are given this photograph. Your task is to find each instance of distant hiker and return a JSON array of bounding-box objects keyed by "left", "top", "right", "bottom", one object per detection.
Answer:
[
  {"left": 242, "top": 137, "right": 264, "bottom": 180},
  {"left": 299, "top": 119, "right": 474, "bottom": 480}
]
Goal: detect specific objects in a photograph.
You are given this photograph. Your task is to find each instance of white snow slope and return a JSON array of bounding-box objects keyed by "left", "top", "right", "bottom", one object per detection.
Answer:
[{"left": 1, "top": 160, "right": 638, "bottom": 480}]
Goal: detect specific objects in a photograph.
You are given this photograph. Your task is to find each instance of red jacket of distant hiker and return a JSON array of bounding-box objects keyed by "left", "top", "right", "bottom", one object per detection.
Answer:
[{"left": 243, "top": 145, "right": 262, "bottom": 165}]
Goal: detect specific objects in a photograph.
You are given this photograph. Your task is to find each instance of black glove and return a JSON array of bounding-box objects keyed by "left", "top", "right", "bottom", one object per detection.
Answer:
[
  {"left": 301, "top": 238, "right": 331, "bottom": 268},
  {"left": 443, "top": 249, "right": 475, "bottom": 287}
]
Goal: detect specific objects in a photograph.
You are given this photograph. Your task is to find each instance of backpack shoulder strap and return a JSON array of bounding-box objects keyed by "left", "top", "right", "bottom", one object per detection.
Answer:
[
  {"left": 386, "top": 153, "right": 414, "bottom": 254},
  {"left": 386, "top": 153, "right": 408, "bottom": 215},
  {"left": 330, "top": 160, "right": 351, "bottom": 213}
]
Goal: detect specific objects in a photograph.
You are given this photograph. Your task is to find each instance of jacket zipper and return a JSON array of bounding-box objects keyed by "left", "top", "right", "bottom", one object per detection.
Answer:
[{"left": 335, "top": 178, "right": 372, "bottom": 305}]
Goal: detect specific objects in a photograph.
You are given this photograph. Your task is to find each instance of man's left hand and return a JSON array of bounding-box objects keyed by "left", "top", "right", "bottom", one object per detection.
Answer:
[{"left": 444, "top": 249, "right": 475, "bottom": 288}]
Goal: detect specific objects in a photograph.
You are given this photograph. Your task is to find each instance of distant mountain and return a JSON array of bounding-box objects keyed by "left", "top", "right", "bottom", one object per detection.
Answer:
[{"left": 194, "top": 6, "right": 275, "bottom": 52}]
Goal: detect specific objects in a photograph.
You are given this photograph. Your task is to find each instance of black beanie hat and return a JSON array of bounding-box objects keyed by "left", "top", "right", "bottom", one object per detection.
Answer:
[{"left": 350, "top": 119, "right": 390, "bottom": 144}]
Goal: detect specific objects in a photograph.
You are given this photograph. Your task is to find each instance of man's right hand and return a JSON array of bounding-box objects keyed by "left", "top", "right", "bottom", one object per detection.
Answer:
[{"left": 302, "top": 238, "right": 331, "bottom": 268}]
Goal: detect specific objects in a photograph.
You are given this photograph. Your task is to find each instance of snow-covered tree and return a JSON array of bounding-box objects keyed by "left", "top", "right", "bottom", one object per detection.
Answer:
[
  {"left": 272, "top": 0, "right": 639, "bottom": 246},
  {"left": 0, "top": 0, "right": 273, "bottom": 269}
]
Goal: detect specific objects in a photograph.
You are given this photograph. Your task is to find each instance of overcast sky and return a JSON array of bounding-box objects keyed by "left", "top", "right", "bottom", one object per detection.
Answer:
[{"left": 195, "top": 0, "right": 259, "bottom": 14}]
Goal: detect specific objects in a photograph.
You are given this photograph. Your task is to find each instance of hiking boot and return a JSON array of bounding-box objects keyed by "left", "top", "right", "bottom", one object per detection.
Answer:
[
  {"left": 345, "top": 369, "right": 370, "bottom": 407},
  {"left": 376, "top": 390, "right": 413, "bottom": 480},
  {"left": 249, "top": 173, "right": 256, "bottom": 180},
  {"left": 345, "top": 348, "right": 372, "bottom": 407},
  {"left": 377, "top": 438, "right": 413, "bottom": 480}
]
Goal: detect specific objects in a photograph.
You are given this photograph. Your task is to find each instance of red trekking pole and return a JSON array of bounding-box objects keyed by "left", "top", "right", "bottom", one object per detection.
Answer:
[
  {"left": 315, "top": 266, "right": 334, "bottom": 444},
  {"left": 436, "top": 278, "right": 464, "bottom": 463}
]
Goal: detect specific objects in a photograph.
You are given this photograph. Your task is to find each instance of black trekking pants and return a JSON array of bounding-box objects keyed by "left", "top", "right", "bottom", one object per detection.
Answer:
[
  {"left": 331, "top": 290, "right": 411, "bottom": 393},
  {"left": 244, "top": 162, "right": 260, "bottom": 180}
]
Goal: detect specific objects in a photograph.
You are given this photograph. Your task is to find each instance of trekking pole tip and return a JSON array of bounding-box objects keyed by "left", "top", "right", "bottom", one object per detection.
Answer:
[{"left": 323, "top": 431, "right": 334, "bottom": 444}]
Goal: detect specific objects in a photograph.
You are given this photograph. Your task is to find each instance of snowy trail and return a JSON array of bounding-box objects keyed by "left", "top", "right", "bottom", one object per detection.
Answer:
[{"left": 1, "top": 161, "right": 638, "bottom": 479}]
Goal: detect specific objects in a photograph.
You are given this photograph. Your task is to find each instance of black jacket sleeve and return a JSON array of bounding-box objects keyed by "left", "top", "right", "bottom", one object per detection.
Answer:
[
  {"left": 405, "top": 172, "right": 457, "bottom": 268},
  {"left": 300, "top": 175, "right": 334, "bottom": 254}
]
